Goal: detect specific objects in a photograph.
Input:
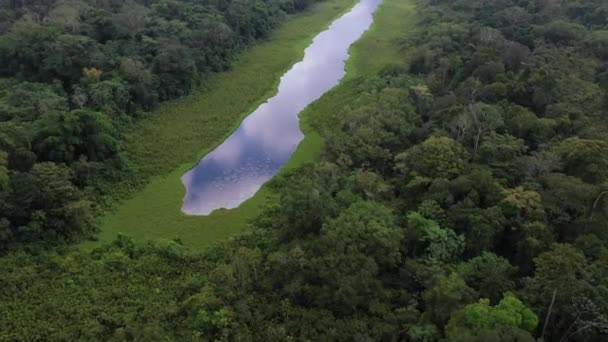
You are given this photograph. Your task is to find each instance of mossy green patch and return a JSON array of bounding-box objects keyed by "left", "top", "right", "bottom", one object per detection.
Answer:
[{"left": 88, "top": 0, "right": 417, "bottom": 249}]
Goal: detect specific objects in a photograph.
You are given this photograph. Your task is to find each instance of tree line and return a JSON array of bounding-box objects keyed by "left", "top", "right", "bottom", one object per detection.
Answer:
[
  {"left": 0, "top": 0, "right": 319, "bottom": 249},
  {"left": 1, "top": 0, "right": 608, "bottom": 340}
]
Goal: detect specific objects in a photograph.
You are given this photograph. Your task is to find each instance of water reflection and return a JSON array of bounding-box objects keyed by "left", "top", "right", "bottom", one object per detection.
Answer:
[{"left": 182, "top": 0, "right": 382, "bottom": 215}]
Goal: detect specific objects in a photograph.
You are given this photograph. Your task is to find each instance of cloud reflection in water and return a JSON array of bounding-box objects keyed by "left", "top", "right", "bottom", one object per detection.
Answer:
[{"left": 181, "top": 0, "right": 382, "bottom": 215}]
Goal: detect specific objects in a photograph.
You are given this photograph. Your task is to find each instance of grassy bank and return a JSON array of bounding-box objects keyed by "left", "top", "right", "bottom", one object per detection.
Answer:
[{"left": 90, "top": 0, "right": 417, "bottom": 249}]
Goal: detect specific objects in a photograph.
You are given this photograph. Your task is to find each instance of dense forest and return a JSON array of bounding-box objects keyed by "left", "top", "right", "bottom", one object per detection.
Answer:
[
  {"left": 0, "top": 0, "right": 317, "bottom": 248},
  {"left": 2, "top": 0, "right": 608, "bottom": 341}
]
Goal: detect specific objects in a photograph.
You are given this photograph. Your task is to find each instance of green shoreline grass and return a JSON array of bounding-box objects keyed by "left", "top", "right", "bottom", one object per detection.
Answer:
[{"left": 88, "top": 0, "right": 416, "bottom": 249}]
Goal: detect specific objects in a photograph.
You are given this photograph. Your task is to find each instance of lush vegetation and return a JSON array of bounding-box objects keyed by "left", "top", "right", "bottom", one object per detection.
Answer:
[
  {"left": 94, "top": 0, "right": 358, "bottom": 248},
  {"left": 94, "top": 0, "right": 416, "bottom": 249},
  {"left": 0, "top": 0, "right": 325, "bottom": 249},
  {"left": 2, "top": 0, "right": 608, "bottom": 341}
]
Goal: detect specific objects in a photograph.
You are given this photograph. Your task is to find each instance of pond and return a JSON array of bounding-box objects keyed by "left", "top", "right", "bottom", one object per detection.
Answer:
[{"left": 181, "top": 0, "right": 382, "bottom": 215}]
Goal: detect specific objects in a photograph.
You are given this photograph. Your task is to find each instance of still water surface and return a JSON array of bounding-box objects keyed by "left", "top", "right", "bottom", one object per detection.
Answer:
[{"left": 181, "top": 0, "right": 382, "bottom": 215}]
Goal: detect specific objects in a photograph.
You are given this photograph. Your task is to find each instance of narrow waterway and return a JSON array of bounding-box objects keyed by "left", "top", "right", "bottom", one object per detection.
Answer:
[{"left": 181, "top": 0, "right": 382, "bottom": 215}]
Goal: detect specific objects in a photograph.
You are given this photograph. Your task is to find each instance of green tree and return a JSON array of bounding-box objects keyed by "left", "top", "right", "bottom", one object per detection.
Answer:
[
  {"left": 587, "top": 30, "right": 608, "bottom": 59},
  {"left": 153, "top": 44, "right": 197, "bottom": 100},
  {"left": 43, "top": 34, "right": 97, "bottom": 84},
  {"left": 467, "top": 103, "right": 504, "bottom": 156},
  {"left": 0, "top": 151, "right": 8, "bottom": 191},
  {"left": 87, "top": 79, "right": 130, "bottom": 115},
  {"left": 5, "top": 162, "right": 94, "bottom": 242},
  {"left": 540, "top": 20, "right": 587, "bottom": 44},
  {"left": 514, "top": 221, "right": 555, "bottom": 274},
  {"left": 554, "top": 137, "right": 608, "bottom": 183},
  {"left": 446, "top": 293, "right": 538, "bottom": 341},
  {"left": 0, "top": 21, "right": 58, "bottom": 80},
  {"left": 396, "top": 136, "right": 468, "bottom": 180},
  {"left": 540, "top": 173, "right": 597, "bottom": 239},
  {"left": 119, "top": 58, "right": 158, "bottom": 110},
  {"left": 478, "top": 133, "right": 527, "bottom": 171},
  {"left": 320, "top": 201, "right": 403, "bottom": 269},
  {"left": 33, "top": 109, "right": 118, "bottom": 163},
  {"left": 501, "top": 187, "right": 545, "bottom": 222},
  {"left": 0, "top": 80, "right": 67, "bottom": 121},
  {"left": 273, "top": 166, "right": 339, "bottom": 240},
  {"left": 405, "top": 212, "right": 464, "bottom": 262},
  {"left": 523, "top": 244, "right": 605, "bottom": 341},
  {"left": 458, "top": 252, "right": 517, "bottom": 303},
  {"left": 422, "top": 272, "right": 475, "bottom": 328}
]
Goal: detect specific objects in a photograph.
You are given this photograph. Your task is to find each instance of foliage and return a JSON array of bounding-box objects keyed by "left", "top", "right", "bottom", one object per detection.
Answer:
[
  {"left": 0, "top": 0, "right": 326, "bottom": 248},
  {"left": 446, "top": 292, "right": 538, "bottom": 340},
  {"left": 2, "top": 0, "right": 608, "bottom": 340}
]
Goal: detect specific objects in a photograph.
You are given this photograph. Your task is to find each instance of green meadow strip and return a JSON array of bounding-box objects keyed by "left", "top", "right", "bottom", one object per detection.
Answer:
[{"left": 90, "top": 0, "right": 416, "bottom": 249}]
